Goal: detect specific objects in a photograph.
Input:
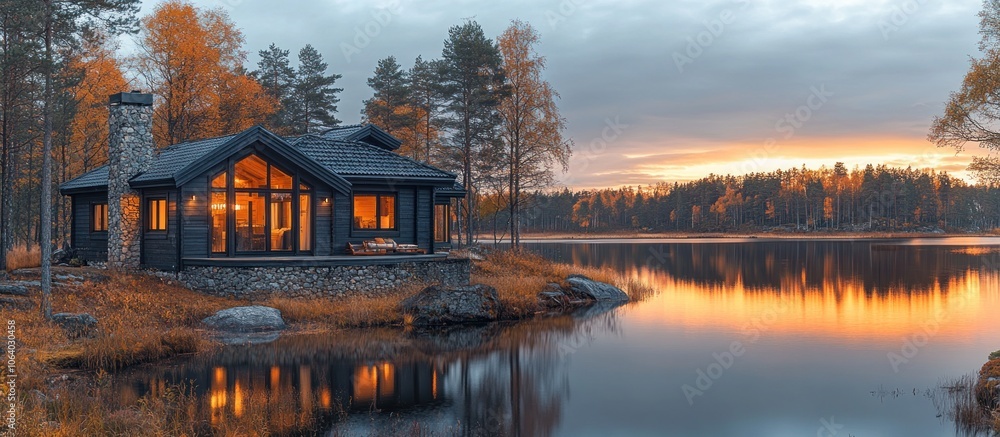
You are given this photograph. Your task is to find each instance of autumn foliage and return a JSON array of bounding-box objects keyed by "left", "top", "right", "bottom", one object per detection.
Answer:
[{"left": 134, "top": 0, "right": 275, "bottom": 147}]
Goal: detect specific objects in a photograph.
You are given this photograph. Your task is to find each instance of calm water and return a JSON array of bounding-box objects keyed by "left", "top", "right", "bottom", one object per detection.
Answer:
[{"left": 118, "top": 237, "right": 1000, "bottom": 436}]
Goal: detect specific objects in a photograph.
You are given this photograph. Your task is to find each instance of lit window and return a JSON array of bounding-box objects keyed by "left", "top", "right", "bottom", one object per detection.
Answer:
[
  {"left": 92, "top": 203, "right": 108, "bottom": 232},
  {"left": 149, "top": 199, "right": 167, "bottom": 231},
  {"left": 434, "top": 204, "right": 449, "bottom": 242},
  {"left": 353, "top": 194, "right": 396, "bottom": 230}
]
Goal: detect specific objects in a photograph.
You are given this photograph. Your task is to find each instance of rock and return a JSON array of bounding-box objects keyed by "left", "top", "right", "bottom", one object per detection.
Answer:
[
  {"left": 538, "top": 282, "right": 570, "bottom": 308},
  {"left": 202, "top": 306, "right": 286, "bottom": 332},
  {"left": 52, "top": 313, "right": 98, "bottom": 339},
  {"left": 0, "top": 297, "right": 33, "bottom": 310},
  {"left": 565, "top": 275, "right": 629, "bottom": 303},
  {"left": 401, "top": 284, "right": 500, "bottom": 325},
  {"left": 0, "top": 284, "right": 29, "bottom": 296}
]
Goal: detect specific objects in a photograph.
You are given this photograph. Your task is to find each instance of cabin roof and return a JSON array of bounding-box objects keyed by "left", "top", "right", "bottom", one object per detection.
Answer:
[
  {"left": 60, "top": 125, "right": 457, "bottom": 194},
  {"left": 291, "top": 135, "right": 454, "bottom": 181}
]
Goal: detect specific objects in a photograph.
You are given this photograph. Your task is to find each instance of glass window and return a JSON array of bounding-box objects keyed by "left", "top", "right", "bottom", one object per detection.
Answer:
[
  {"left": 211, "top": 172, "right": 227, "bottom": 188},
  {"left": 211, "top": 192, "right": 226, "bottom": 253},
  {"left": 270, "top": 192, "right": 293, "bottom": 251},
  {"left": 434, "top": 204, "right": 449, "bottom": 243},
  {"left": 235, "top": 192, "right": 265, "bottom": 251},
  {"left": 353, "top": 194, "right": 397, "bottom": 230},
  {"left": 234, "top": 154, "right": 267, "bottom": 189},
  {"left": 211, "top": 154, "right": 312, "bottom": 255},
  {"left": 92, "top": 203, "right": 108, "bottom": 232},
  {"left": 149, "top": 199, "right": 167, "bottom": 231},
  {"left": 299, "top": 194, "right": 311, "bottom": 251},
  {"left": 354, "top": 195, "right": 377, "bottom": 229},
  {"left": 271, "top": 165, "right": 292, "bottom": 190}
]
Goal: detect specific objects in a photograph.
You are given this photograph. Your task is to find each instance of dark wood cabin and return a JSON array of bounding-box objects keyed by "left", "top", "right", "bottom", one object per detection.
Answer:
[{"left": 60, "top": 122, "right": 463, "bottom": 272}]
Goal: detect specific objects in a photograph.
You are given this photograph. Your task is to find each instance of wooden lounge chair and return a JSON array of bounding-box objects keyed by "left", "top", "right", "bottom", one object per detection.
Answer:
[{"left": 346, "top": 242, "right": 384, "bottom": 256}]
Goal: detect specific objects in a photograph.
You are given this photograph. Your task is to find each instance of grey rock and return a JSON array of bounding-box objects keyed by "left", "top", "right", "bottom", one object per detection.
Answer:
[
  {"left": 0, "top": 297, "right": 33, "bottom": 310},
  {"left": 565, "top": 275, "right": 629, "bottom": 303},
  {"left": 402, "top": 284, "right": 500, "bottom": 325},
  {"left": 202, "top": 306, "right": 286, "bottom": 332},
  {"left": 0, "top": 284, "right": 29, "bottom": 296},
  {"left": 52, "top": 313, "right": 98, "bottom": 339}
]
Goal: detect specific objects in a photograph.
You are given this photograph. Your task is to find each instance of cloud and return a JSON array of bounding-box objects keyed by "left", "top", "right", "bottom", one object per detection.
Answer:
[{"left": 140, "top": 0, "right": 985, "bottom": 188}]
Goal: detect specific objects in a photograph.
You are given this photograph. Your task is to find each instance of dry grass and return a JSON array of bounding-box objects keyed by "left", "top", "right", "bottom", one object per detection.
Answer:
[
  {"left": 471, "top": 249, "right": 658, "bottom": 318},
  {"left": 5, "top": 243, "right": 41, "bottom": 271},
  {"left": 265, "top": 284, "right": 425, "bottom": 329}
]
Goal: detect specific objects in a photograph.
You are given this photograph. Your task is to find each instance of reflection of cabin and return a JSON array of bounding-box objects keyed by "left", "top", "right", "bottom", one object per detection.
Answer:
[{"left": 60, "top": 92, "right": 464, "bottom": 271}]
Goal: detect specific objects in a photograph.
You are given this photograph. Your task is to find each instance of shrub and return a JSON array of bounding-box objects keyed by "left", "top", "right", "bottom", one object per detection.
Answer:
[
  {"left": 990, "top": 350, "right": 1000, "bottom": 361},
  {"left": 5, "top": 243, "right": 40, "bottom": 271}
]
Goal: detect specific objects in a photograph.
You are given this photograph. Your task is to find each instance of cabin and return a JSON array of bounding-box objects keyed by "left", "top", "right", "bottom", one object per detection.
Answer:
[{"left": 59, "top": 92, "right": 467, "bottom": 296}]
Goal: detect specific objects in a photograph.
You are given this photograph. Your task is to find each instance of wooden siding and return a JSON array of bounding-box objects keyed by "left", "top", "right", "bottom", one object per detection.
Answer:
[
  {"left": 315, "top": 188, "right": 332, "bottom": 256},
  {"left": 416, "top": 188, "right": 432, "bottom": 250},
  {"left": 180, "top": 177, "right": 211, "bottom": 260},
  {"left": 142, "top": 189, "right": 179, "bottom": 271},
  {"left": 71, "top": 192, "right": 108, "bottom": 262},
  {"left": 332, "top": 191, "right": 351, "bottom": 254}
]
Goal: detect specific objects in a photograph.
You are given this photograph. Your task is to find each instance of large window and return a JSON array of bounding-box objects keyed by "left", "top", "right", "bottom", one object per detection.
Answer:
[
  {"left": 148, "top": 199, "right": 167, "bottom": 231},
  {"left": 210, "top": 153, "right": 312, "bottom": 255},
  {"left": 353, "top": 194, "right": 396, "bottom": 230},
  {"left": 434, "top": 204, "right": 449, "bottom": 243},
  {"left": 92, "top": 203, "right": 108, "bottom": 232}
]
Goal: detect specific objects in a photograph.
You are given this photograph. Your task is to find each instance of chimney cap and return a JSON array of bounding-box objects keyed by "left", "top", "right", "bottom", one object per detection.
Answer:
[{"left": 109, "top": 92, "right": 153, "bottom": 106}]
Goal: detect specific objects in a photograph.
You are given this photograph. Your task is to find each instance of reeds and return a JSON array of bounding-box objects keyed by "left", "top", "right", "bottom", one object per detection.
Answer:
[{"left": 5, "top": 243, "right": 40, "bottom": 271}]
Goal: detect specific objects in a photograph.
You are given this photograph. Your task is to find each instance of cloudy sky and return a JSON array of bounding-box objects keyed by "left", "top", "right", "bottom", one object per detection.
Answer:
[{"left": 136, "top": 0, "right": 988, "bottom": 189}]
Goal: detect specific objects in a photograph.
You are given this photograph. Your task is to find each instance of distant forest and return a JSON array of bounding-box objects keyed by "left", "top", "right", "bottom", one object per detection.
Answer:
[{"left": 482, "top": 163, "right": 1000, "bottom": 236}]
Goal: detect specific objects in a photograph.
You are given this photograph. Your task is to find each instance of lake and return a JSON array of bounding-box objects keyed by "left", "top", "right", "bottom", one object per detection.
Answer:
[{"left": 118, "top": 237, "right": 1000, "bottom": 436}]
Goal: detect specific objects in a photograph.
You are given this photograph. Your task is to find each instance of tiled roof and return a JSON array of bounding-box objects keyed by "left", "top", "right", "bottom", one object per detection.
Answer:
[
  {"left": 292, "top": 135, "right": 454, "bottom": 179},
  {"left": 130, "top": 134, "right": 237, "bottom": 184},
  {"left": 60, "top": 126, "right": 455, "bottom": 193},
  {"left": 61, "top": 166, "right": 109, "bottom": 192},
  {"left": 320, "top": 124, "right": 364, "bottom": 140}
]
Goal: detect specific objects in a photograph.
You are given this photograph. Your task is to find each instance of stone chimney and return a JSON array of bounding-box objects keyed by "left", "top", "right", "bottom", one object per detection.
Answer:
[{"left": 107, "top": 91, "right": 154, "bottom": 269}]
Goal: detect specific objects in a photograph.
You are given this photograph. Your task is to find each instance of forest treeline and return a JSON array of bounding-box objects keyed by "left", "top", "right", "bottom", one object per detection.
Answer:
[{"left": 494, "top": 163, "right": 1000, "bottom": 236}]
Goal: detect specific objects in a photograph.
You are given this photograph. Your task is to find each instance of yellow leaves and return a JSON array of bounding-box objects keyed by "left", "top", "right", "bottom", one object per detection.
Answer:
[
  {"left": 67, "top": 32, "right": 129, "bottom": 177},
  {"left": 136, "top": 0, "right": 273, "bottom": 146}
]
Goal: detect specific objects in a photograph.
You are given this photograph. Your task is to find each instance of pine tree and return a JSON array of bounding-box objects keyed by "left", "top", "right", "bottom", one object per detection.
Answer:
[
  {"left": 253, "top": 43, "right": 296, "bottom": 133},
  {"left": 409, "top": 55, "right": 444, "bottom": 164},
  {"left": 438, "top": 21, "right": 506, "bottom": 245},
  {"left": 363, "top": 55, "right": 418, "bottom": 156},
  {"left": 291, "top": 44, "right": 341, "bottom": 134}
]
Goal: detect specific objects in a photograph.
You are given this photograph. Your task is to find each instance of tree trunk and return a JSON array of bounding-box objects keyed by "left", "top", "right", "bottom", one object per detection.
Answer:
[{"left": 40, "top": 1, "right": 53, "bottom": 320}]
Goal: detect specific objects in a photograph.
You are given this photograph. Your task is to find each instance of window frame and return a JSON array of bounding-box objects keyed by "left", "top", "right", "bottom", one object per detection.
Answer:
[
  {"left": 209, "top": 152, "right": 315, "bottom": 257},
  {"left": 352, "top": 193, "right": 398, "bottom": 232},
  {"left": 147, "top": 198, "right": 168, "bottom": 232},
  {"left": 91, "top": 202, "right": 108, "bottom": 233}
]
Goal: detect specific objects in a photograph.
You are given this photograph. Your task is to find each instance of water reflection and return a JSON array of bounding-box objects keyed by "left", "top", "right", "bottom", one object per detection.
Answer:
[
  {"left": 525, "top": 240, "right": 1000, "bottom": 341},
  {"left": 118, "top": 307, "right": 621, "bottom": 436},
  {"left": 115, "top": 238, "right": 1000, "bottom": 436}
]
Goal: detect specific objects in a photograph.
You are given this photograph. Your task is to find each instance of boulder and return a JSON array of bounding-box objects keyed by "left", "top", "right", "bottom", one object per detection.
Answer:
[
  {"left": 52, "top": 313, "right": 98, "bottom": 339},
  {"left": 538, "top": 282, "right": 571, "bottom": 308},
  {"left": 565, "top": 275, "right": 629, "bottom": 303},
  {"left": 202, "top": 306, "right": 286, "bottom": 333},
  {"left": 401, "top": 284, "right": 500, "bottom": 325},
  {"left": 0, "top": 284, "right": 29, "bottom": 296},
  {"left": 0, "top": 297, "right": 33, "bottom": 310}
]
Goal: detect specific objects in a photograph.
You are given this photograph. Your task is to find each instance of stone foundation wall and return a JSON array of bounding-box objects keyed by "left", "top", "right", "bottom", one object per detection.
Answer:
[{"left": 172, "top": 259, "right": 471, "bottom": 298}]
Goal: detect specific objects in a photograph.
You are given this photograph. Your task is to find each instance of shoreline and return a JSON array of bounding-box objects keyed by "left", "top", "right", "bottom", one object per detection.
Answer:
[{"left": 483, "top": 231, "right": 1000, "bottom": 241}]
